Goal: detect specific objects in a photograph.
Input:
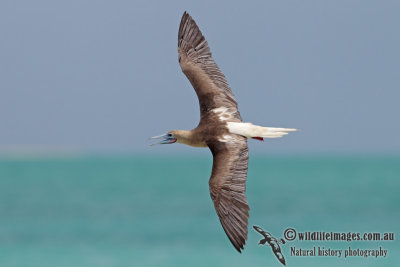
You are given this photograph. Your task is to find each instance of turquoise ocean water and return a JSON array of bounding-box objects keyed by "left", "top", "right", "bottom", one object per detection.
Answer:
[{"left": 0, "top": 155, "right": 399, "bottom": 266}]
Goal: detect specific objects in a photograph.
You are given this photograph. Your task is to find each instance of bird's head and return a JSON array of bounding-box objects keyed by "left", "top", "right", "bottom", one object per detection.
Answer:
[{"left": 149, "top": 131, "right": 178, "bottom": 146}]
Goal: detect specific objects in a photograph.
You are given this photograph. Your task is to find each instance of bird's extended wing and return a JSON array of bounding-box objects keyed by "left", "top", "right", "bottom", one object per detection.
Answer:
[
  {"left": 253, "top": 225, "right": 266, "bottom": 236},
  {"left": 178, "top": 12, "right": 241, "bottom": 122},
  {"left": 253, "top": 226, "right": 274, "bottom": 239},
  {"left": 207, "top": 136, "right": 250, "bottom": 252}
]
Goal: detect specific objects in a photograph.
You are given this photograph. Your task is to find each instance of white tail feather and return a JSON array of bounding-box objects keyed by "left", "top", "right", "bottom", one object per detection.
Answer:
[{"left": 226, "top": 122, "right": 297, "bottom": 139}]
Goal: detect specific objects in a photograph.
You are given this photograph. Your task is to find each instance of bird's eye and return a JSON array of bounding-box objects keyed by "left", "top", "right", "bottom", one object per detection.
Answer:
[{"left": 167, "top": 133, "right": 173, "bottom": 137}]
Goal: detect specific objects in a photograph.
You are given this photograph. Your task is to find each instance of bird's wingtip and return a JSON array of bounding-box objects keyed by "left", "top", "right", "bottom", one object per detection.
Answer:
[
  {"left": 182, "top": 11, "right": 189, "bottom": 18},
  {"left": 234, "top": 244, "right": 244, "bottom": 253}
]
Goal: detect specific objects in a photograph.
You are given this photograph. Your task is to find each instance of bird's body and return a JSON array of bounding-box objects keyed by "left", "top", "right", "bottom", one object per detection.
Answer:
[{"left": 151, "top": 12, "right": 296, "bottom": 252}]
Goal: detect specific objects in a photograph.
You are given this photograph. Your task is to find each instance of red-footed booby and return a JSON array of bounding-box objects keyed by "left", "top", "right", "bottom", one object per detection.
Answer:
[{"left": 151, "top": 12, "right": 296, "bottom": 252}]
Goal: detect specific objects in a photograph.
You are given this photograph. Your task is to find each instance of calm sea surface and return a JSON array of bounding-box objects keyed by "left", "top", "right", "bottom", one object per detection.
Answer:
[{"left": 0, "top": 155, "right": 399, "bottom": 266}]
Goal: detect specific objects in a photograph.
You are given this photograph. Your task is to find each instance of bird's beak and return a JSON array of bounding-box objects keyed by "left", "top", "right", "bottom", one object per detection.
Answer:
[{"left": 149, "top": 133, "right": 177, "bottom": 146}]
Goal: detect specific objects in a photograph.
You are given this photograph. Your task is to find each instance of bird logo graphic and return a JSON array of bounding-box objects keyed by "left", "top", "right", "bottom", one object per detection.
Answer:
[{"left": 253, "top": 225, "right": 286, "bottom": 266}]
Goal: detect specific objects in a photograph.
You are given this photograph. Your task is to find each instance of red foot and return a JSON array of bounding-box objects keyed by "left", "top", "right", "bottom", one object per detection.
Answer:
[{"left": 252, "top": 137, "right": 264, "bottom": 141}]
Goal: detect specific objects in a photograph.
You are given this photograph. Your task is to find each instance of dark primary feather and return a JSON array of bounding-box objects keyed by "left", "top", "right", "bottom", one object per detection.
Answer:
[
  {"left": 178, "top": 11, "right": 241, "bottom": 122},
  {"left": 207, "top": 137, "right": 250, "bottom": 252}
]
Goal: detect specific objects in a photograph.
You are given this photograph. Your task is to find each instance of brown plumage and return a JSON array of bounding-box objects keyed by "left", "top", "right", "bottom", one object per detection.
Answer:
[
  {"left": 178, "top": 12, "right": 242, "bottom": 123},
  {"left": 151, "top": 11, "right": 296, "bottom": 253},
  {"left": 178, "top": 12, "right": 249, "bottom": 252}
]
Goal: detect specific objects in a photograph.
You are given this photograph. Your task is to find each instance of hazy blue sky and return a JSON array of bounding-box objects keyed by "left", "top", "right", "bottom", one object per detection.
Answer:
[{"left": 1, "top": 1, "right": 399, "bottom": 154}]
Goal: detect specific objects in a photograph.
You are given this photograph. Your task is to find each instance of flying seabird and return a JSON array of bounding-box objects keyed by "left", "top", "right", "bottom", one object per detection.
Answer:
[{"left": 151, "top": 12, "right": 296, "bottom": 252}]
